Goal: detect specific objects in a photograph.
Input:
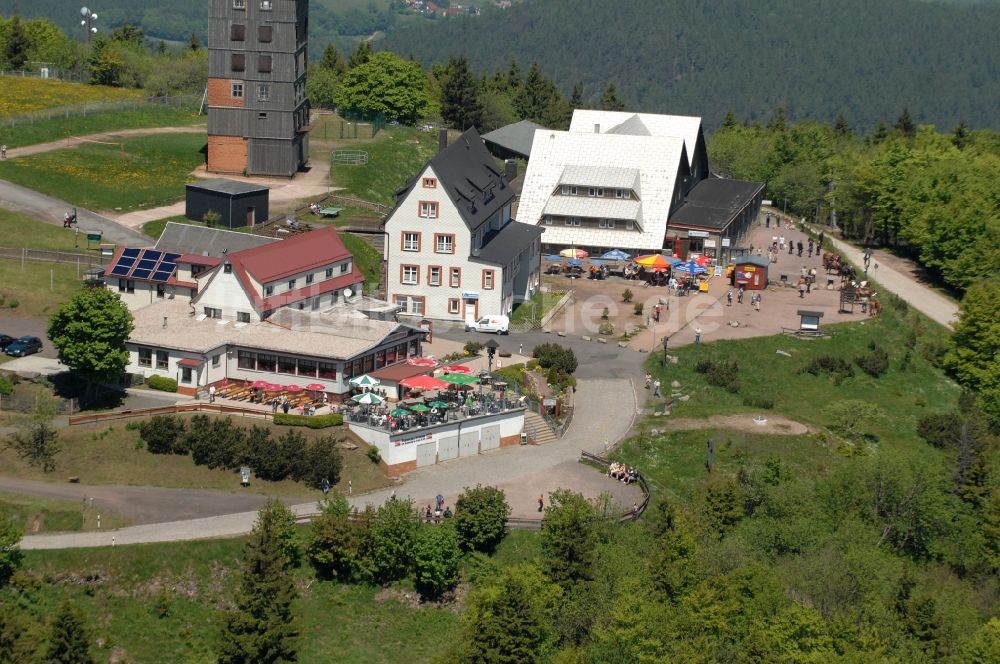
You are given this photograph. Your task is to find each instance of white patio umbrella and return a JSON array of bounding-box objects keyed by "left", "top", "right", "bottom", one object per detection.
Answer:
[{"left": 351, "top": 392, "right": 384, "bottom": 405}]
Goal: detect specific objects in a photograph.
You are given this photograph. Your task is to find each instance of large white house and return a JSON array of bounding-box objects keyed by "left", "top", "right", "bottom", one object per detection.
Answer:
[
  {"left": 105, "top": 225, "right": 425, "bottom": 397},
  {"left": 383, "top": 127, "right": 543, "bottom": 324},
  {"left": 517, "top": 110, "right": 763, "bottom": 262}
]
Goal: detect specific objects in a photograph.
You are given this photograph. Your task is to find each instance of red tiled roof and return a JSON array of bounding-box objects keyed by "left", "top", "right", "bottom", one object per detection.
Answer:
[
  {"left": 178, "top": 253, "right": 222, "bottom": 267},
  {"left": 229, "top": 226, "right": 353, "bottom": 283}
]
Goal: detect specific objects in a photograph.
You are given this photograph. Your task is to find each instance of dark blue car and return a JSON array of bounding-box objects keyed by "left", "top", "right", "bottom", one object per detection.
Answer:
[
  {"left": 0, "top": 334, "right": 15, "bottom": 350},
  {"left": 5, "top": 336, "right": 43, "bottom": 357}
]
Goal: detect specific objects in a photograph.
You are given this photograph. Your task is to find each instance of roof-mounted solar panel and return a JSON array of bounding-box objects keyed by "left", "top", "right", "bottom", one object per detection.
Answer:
[
  {"left": 131, "top": 268, "right": 153, "bottom": 279},
  {"left": 141, "top": 250, "right": 163, "bottom": 262},
  {"left": 151, "top": 269, "right": 174, "bottom": 282},
  {"left": 109, "top": 265, "right": 132, "bottom": 277},
  {"left": 136, "top": 259, "right": 158, "bottom": 271},
  {"left": 121, "top": 248, "right": 141, "bottom": 259},
  {"left": 116, "top": 256, "right": 137, "bottom": 268}
]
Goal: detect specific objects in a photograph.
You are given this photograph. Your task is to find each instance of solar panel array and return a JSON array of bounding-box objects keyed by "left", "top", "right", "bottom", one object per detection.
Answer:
[{"left": 107, "top": 248, "right": 181, "bottom": 283}]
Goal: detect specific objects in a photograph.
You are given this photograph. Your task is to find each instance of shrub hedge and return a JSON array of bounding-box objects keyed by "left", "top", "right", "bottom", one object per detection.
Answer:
[
  {"left": 147, "top": 375, "right": 177, "bottom": 392},
  {"left": 273, "top": 413, "right": 344, "bottom": 428}
]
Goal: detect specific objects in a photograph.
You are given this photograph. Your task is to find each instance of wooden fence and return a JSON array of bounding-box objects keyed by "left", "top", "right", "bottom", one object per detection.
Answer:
[
  {"left": 0, "top": 247, "right": 105, "bottom": 268},
  {"left": 580, "top": 450, "right": 651, "bottom": 521},
  {"left": 68, "top": 402, "right": 274, "bottom": 426}
]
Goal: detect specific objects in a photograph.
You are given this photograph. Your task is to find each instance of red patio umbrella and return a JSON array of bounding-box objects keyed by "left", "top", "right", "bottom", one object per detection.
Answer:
[
  {"left": 251, "top": 380, "right": 271, "bottom": 388},
  {"left": 442, "top": 364, "right": 473, "bottom": 374},
  {"left": 406, "top": 356, "right": 437, "bottom": 367},
  {"left": 284, "top": 384, "right": 303, "bottom": 392},
  {"left": 399, "top": 375, "right": 449, "bottom": 391},
  {"left": 694, "top": 255, "right": 712, "bottom": 266},
  {"left": 305, "top": 383, "right": 326, "bottom": 392}
]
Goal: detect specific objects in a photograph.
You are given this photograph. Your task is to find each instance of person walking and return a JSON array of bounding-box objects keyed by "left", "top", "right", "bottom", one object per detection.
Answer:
[
  {"left": 789, "top": 240, "right": 795, "bottom": 255},
  {"left": 808, "top": 239, "right": 814, "bottom": 257},
  {"left": 765, "top": 214, "right": 771, "bottom": 228},
  {"left": 726, "top": 289, "right": 733, "bottom": 306},
  {"left": 694, "top": 328, "right": 702, "bottom": 344},
  {"left": 797, "top": 241, "right": 803, "bottom": 257},
  {"left": 798, "top": 278, "right": 807, "bottom": 298},
  {"left": 753, "top": 293, "right": 762, "bottom": 311},
  {"left": 653, "top": 379, "right": 661, "bottom": 397},
  {"left": 779, "top": 235, "right": 785, "bottom": 251},
  {"left": 737, "top": 285, "right": 745, "bottom": 304},
  {"left": 645, "top": 373, "right": 652, "bottom": 389},
  {"left": 1, "top": 144, "right": 6, "bottom": 159},
  {"left": 818, "top": 231, "right": 825, "bottom": 248},
  {"left": 538, "top": 494, "right": 544, "bottom": 512},
  {"left": 209, "top": 385, "right": 216, "bottom": 403}
]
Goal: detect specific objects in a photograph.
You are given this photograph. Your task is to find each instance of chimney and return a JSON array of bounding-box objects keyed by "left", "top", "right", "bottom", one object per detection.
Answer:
[
  {"left": 504, "top": 159, "right": 517, "bottom": 181},
  {"left": 438, "top": 128, "right": 448, "bottom": 152},
  {"left": 594, "top": 123, "right": 600, "bottom": 133}
]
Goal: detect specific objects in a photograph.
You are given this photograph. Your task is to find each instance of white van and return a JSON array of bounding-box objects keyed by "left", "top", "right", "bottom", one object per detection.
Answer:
[{"left": 466, "top": 315, "right": 510, "bottom": 335}]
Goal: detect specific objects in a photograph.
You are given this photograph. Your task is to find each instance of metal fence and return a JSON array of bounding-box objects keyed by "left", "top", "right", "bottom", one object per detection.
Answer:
[
  {"left": 1, "top": 93, "right": 203, "bottom": 127},
  {"left": 0, "top": 247, "right": 105, "bottom": 268}
]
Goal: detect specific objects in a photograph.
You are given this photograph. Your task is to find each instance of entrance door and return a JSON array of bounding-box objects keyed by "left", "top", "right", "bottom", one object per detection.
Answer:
[
  {"left": 462, "top": 297, "right": 478, "bottom": 325},
  {"left": 416, "top": 441, "right": 436, "bottom": 467},
  {"left": 246, "top": 207, "right": 256, "bottom": 227},
  {"left": 480, "top": 425, "right": 500, "bottom": 451}
]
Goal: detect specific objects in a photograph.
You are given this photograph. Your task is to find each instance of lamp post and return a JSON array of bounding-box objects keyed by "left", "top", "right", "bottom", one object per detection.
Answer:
[
  {"left": 80, "top": 7, "right": 98, "bottom": 43},
  {"left": 661, "top": 335, "right": 670, "bottom": 366},
  {"left": 483, "top": 339, "right": 499, "bottom": 399}
]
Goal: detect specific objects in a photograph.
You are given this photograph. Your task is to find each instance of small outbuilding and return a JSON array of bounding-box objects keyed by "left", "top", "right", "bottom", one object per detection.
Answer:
[
  {"left": 185, "top": 179, "right": 269, "bottom": 229},
  {"left": 732, "top": 255, "right": 770, "bottom": 289}
]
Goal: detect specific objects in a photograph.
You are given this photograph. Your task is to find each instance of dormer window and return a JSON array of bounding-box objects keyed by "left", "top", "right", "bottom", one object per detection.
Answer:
[
  {"left": 484, "top": 184, "right": 495, "bottom": 203},
  {"left": 616, "top": 189, "right": 627, "bottom": 199},
  {"left": 224, "top": 264, "right": 233, "bottom": 273},
  {"left": 560, "top": 185, "right": 577, "bottom": 196}
]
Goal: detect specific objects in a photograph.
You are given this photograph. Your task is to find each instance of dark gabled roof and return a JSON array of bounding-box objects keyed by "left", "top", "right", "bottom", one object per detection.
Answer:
[
  {"left": 471, "top": 221, "right": 545, "bottom": 266},
  {"left": 669, "top": 177, "right": 765, "bottom": 231},
  {"left": 155, "top": 223, "right": 278, "bottom": 257},
  {"left": 391, "top": 128, "right": 515, "bottom": 232},
  {"left": 482, "top": 120, "right": 545, "bottom": 159},
  {"left": 186, "top": 178, "right": 269, "bottom": 196}
]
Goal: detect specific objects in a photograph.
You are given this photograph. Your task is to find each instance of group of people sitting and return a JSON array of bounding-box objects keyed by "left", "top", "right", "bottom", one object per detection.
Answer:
[
  {"left": 588, "top": 264, "right": 610, "bottom": 280},
  {"left": 424, "top": 503, "right": 453, "bottom": 523},
  {"left": 608, "top": 462, "right": 639, "bottom": 485}
]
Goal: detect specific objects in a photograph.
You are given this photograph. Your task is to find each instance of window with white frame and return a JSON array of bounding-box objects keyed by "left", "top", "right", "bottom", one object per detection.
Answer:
[
  {"left": 287, "top": 279, "right": 296, "bottom": 290},
  {"left": 428, "top": 266, "right": 442, "bottom": 286},
  {"left": 401, "top": 265, "right": 419, "bottom": 285},
  {"left": 599, "top": 219, "right": 616, "bottom": 229},
  {"left": 435, "top": 234, "right": 454, "bottom": 254},
  {"left": 418, "top": 201, "right": 439, "bottom": 218},
  {"left": 394, "top": 295, "right": 408, "bottom": 312},
  {"left": 264, "top": 285, "right": 274, "bottom": 296},
  {"left": 616, "top": 189, "right": 627, "bottom": 198},
  {"left": 181, "top": 367, "right": 193, "bottom": 384},
  {"left": 483, "top": 270, "right": 495, "bottom": 290},
  {"left": 232, "top": 83, "right": 243, "bottom": 98},
  {"left": 544, "top": 216, "right": 553, "bottom": 225},
  {"left": 561, "top": 185, "right": 577, "bottom": 195},
  {"left": 449, "top": 267, "right": 461, "bottom": 288},
  {"left": 233, "top": 0, "right": 245, "bottom": 8},
  {"left": 212, "top": 354, "right": 222, "bottom": 368},
  {"left": 341, "top": 262, "right": 350, "bottom": 273},
  {"left": 564, "top": 217, "right": 581, "bottom": 226},
  {"left": 257, "top": 83, "right": 270, "bottom": 102},
  {"left": 305, "top": 273, "right": 314, "bottom": 284},
  {"left": 325, "top": 267, "right": 333, "bottom": 278},
  {"left": 156, "top": 350, "right": 169, "bottom": 370},
  {"left": 448, "top": 298, "right": 460, "bottom": 314},
  {"left": 626, "top": 221, "right": 635, "bottom": 230},
  {"left": 138, "top": 347, "right": 152, "bottom": 367},
  {"left": 260, "top": 0, "right": 272, "bottom": 9},
  {"left": 204, "top": 307, "right": 222, "bottom": 319},
  {"left": 411, "top": 298, "right": 425, "bottom": 315},
  {"left": 403, "top": 232, "right": 420, "bottom": 251}
]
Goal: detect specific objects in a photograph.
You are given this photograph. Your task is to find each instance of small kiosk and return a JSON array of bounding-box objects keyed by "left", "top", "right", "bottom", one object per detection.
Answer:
[{"left": 732, "top": 256, "right": 770, "bottom": 289}]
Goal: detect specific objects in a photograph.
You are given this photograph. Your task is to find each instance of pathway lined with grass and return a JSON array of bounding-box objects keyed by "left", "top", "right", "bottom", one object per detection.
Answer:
[{"left": 3, "top": 125, "right": 206, "bottom": 160}]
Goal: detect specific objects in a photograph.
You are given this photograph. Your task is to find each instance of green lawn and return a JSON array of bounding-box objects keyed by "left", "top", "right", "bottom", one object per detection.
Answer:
[
  {"left": 616, "top": 303, "right": 959, "bottom": 503},
  {"left": 330, "top": 124, "right": 438, "bottom": 206},
  {"left": 0, "top": 260, "right": 83, "bottom": 318},
  {"left": 0, "top": 208, "right": 89, "bottom": 251},
  {"left": 511, "top": 289, "right": 567, "bottom": 324},
  {"left": 0, "top": 133, "right": 207, "bottom": 212},
  {"left": 0, "top": 413, "right": 391, "bottom": 500},
  {"left": 0, "top": 106, "right": 204, "bottom": 149},
  {"left": 0, "top": 490, "right": 127, "bottom": 533},
  {"left": 341, "top": 232, "right": 382, "bottom": 288}
]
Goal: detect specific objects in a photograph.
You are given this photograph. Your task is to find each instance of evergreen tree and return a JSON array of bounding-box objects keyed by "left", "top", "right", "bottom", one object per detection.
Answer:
[
  {"left": 569, "top": 82, "right": 584, "bottom": 109},
  {"left": 4, "top": 16, "right": 30, "bottom": 70},
  {"left": 318, "top": 43, "right": 347, "bottom": 76},
  {"left": 459, "top": 566, "right": 549, "bottom": 663},
  {"left": 188, "top": 31, "right": 201, "bottom": 52},
  {"left": 540, "top": 489, "right": 596, "bottom": 586},
  {"left": 45, "top": 601, "right": 94, "bottom": 664},
  {"left": 348, "top": 41, "right": 373, "bottom": 69},
  {"left": 984, "top": 488, "right": 1000, "bottom": 570},
  {"left": 834, "top": 112, "right": 852, "bottom": 137},
  {"left": 441, "top": 55, "right": 484, "bottom": 130},
  {"left": 721, "top": 109, "right": 739, "bottom": 129},
  {"left": 767, "top": 105, "right": 787, "bottom": 132},
  {"left": 218, "top": 500, "right": 298, "bottom": 664},
  {"left": 871, "top": 121, "right": 890, "bottom": 144},
  {"left": 156, "top": 40, "right": 167, "bottom": 55},
  {"left": 894, "top": 107, "right": 916, "bottom": 138},
  {"left": 952, "top": 119, "right": 971, "bottom": 150},
  {"left": 110, "top": 23, "right": 144, "bottom": 46},
  {"left": 599, "top": 83, "right": 625, "bottom": 111}
]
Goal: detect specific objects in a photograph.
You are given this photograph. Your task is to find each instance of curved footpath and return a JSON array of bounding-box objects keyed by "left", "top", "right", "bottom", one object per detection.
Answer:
[
  {"left": 20, "top": 377, "right": 640, "bottom": 549},
  {"left": 814, "top": 227, "right": 959, "bottom": 330}
]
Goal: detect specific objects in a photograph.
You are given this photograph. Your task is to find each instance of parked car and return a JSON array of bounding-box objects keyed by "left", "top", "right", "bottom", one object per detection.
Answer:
[
  {"left": 4, "top": 335, "right": 43, "bottom": 357},
  {"left": 0, "top": 334, "right": 15, "bottom": 350},
  {"left": 466, "top": 315, "right": 510, "bottom": 335}
]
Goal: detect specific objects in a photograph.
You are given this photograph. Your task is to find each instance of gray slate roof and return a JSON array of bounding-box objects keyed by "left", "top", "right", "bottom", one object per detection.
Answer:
[
  {"left": 482, "top": 120, "right": 546, "bottom": 159},
  {"left": 186, "top": 178, "right": 269, "bottom": 196},
  {"left": 472, "top": 221, "right": 544, "bottom": 266},
  {"left": 669, "top": 178, "right": 764, "bottom": 231},
  {"left": 155, "top": 222, "right": 278, "bottom": 257},
  {"left": 393, "top": 127, "right": 515, "bottom": 232}
]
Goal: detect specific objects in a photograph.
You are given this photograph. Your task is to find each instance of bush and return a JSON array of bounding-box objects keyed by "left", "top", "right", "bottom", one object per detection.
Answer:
[
  {"left": 622, "top": 289, "right": 634, "bottom": 303},
  {"left": 464, "top": 341, "right": 484, "bottom": 356},
  {"left": 800, "top": 355, "right": 855, "bottom": 385},
  {"left": 0, "top": 375, "right": 13, "bottom": 397},
  {"left": 695, "top": 358, "right": 740, "bottom": 393},
  {"left": 916, "top": 412, "right": 961, "bottom": 448},
  {"left": 633, "top": 302, "right": 644, "bottom": 316},
  {"left": 492, "top": 364, "right": 526, "bottom": 389},
  {"left": 742, "top": 396, "right": 774, "bottom": 409},
  {"left": 532, "top": 343, "right": 578, "bottom": 374},
  {"left": 138, "top": 415, "right": 186, "bottom": 455},
  {"left": 272, "top": 413, "right": 343, "bottom": 428},
  {"left": 147, "top": 375, "right": 177, "bottom": 392},
  {"left": 367, "top": 445, "right": 381, "bottom": 464},
  {"left": 186, "top": 415, "right": 245, "bottom": 470},
  {"left": 855, "top": 343, "right": 890, "bottom": 378},
  {"left": 412, "top": 524, "right": 462, "bottom": 598},
  {"left": 454, "top": 485, "right": 511, "bottom": 553},
  {"left": 239, "top": 425, "right": 287, "bottom": 481},
  {"left": 598, "top": 322, "right": 614, "bottom": 336}
]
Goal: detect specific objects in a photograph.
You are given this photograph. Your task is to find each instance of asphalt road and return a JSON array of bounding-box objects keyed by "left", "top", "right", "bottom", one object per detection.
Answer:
[
  {"left": 0, "top": 314, "right": 57, "bottom": 359},
  {"left": 0, "top": 178, "right": 152, "bottom": 247}
]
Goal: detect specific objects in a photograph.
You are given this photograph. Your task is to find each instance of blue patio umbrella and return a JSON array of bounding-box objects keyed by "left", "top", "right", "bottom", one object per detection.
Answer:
[
  {"left": 674, "top": 260, "right": 707, "bottom": 275},
  {"left": 567, "top": 258, "right": 583, "bottom": 267},
  {"left": 600, "top": 249, "right": 632, "bottom": 261},
  {"left": 544, "top": 254, "right": 563, "bottom": 261}
]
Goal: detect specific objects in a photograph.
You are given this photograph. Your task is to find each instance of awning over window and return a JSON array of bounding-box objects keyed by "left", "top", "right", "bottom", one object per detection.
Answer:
[{"left": 177, "top": 358, "right": 204, "bottom": 368}]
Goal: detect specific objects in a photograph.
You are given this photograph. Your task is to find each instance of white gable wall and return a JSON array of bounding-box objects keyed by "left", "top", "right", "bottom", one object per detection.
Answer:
[{"left": 192, "top": 266, "right": 260, "bottom": 321}]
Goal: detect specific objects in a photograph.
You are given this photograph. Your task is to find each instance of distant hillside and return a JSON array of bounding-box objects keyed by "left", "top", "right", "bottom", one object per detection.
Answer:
[{"left": 381, "top": 0, "right": 1000, "bottom": 132}]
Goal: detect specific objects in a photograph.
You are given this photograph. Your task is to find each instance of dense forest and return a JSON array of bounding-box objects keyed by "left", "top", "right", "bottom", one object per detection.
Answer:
[{"left": 383, "top": 0, "right": 1000, "bottom": 132}]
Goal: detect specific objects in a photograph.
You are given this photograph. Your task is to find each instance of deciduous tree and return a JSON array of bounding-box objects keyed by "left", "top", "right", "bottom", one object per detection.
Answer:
[
  {"left": 412, "top": 523, "right": 462, "bottom": 598},
  {"left": 541, "top": 489, "right": 596, "bottom": 586},
  {"left": 336, "top": 51, "right": 432, "bottom": 124},
  {"left": 5, "top": 391, "right": 60, "bottom": 471},
  {"left": 0, "top": 507, "right": 23, "bottom": 586},
  {"left": 454, "top": 484, "right": 510, "bottom": 552},
  {"left": 48, "top": 287, "right": 133, "bottom": 395}
]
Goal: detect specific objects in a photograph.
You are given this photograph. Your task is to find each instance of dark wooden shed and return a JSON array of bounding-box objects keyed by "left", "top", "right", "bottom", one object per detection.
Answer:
[
  {"left": 732, "top": 255, "right": 770, "bottom": 289},
  {"left": 185, "top": 179, "right": 269, "bottom": 229}
]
